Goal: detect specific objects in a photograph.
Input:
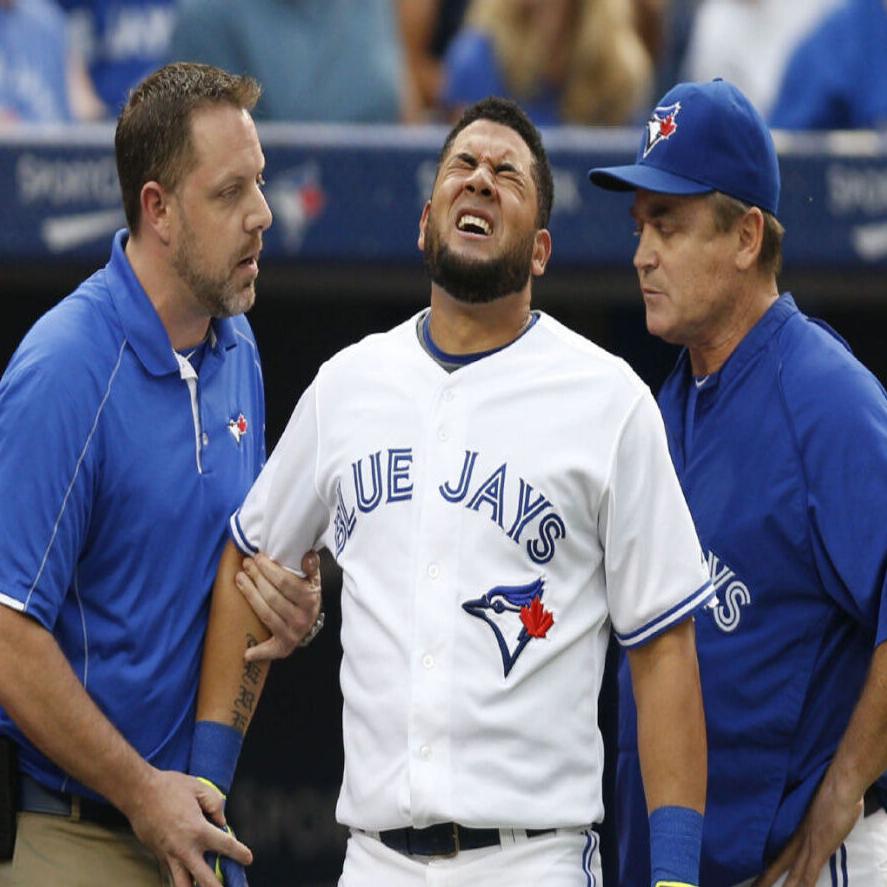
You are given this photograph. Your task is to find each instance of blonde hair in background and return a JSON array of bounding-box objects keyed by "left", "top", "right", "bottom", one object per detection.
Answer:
[{"left": 466, "top": 0, "right": 652, "bottom": 125}]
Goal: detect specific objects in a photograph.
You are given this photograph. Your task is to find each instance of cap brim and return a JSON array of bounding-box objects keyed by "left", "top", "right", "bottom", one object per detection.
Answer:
[{"left": 588, "top": 164, "right": 714, "bottom": 197}]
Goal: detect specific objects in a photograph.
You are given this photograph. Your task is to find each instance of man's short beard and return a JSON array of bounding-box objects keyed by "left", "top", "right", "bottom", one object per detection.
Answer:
[
  {"left": 172, "top": 215, "right": 255, "bottom": 319},
  {"left": 422, "top": 219, "right": 535, "bottom": 305}
]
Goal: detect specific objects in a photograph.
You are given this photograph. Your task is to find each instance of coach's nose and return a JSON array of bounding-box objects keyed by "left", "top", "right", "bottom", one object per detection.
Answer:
[{"left": 633, "top": 225, "right": 659, "bottom": 272}]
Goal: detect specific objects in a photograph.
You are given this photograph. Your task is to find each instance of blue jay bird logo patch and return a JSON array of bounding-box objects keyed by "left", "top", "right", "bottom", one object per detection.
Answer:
[
  {"left": 227, "top": 413, "right": 248, "bottom": 443},
  {"left": 643, "top": 101, "right": 681, "bottom": 157},
  {"left": 463, "top": 578, "right": 554, "bottom": 677}
]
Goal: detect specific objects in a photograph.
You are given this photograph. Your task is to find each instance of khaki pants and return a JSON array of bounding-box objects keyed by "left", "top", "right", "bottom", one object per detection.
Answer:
[{"left": 0, "top": 811, "right": 172, "bottom": 886}]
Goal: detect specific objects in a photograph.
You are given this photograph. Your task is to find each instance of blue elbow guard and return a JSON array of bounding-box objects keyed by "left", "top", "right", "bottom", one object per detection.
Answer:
[{"left": 649, "top": 805, "right": 702, "bottom": 887}]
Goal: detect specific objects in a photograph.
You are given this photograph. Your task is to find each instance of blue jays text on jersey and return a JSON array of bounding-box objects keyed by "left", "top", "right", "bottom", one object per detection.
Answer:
[
  {"left": 335, "top": 447, "right": 565, "bottom": 565},
  {"left": 704, "top": 550, "right": 752, "bottom": 634},
  {"left": 332, "top": 445, "right": 564, "bottom": 679}
]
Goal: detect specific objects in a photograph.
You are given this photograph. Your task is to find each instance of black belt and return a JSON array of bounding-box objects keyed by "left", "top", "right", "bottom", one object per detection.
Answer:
[
  {"left": 379, "top": 822, "right": 555, "bottom": 857},
  {"left": 18, "top": 774, "right": 130, "bottom": 831},
  {"left": 864, "top": 785, "right": 883, "bottom": 818}
]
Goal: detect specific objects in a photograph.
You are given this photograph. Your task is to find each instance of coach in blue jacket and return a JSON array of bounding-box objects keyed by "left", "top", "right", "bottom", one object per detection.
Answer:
[{"left": 590, "top": 78, "right": 887, "bottom": 886}]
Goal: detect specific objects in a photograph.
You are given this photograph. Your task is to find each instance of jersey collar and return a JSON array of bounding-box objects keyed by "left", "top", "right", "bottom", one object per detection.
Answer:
[
  {"left": 105, "top": 229, "right": 238, "bottom": 376},
  {"left": 716, "top": 293, "right": 798, "bottom": 388},
  {"left": 671, "top": 292, "right": 799, "bottom": 395}
]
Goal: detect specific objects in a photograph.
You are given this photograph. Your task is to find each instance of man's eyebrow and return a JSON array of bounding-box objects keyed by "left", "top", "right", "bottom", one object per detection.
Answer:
[
  {"left": 631, "top": 201, "right": 674, "bottom": 221},
  {"left": 211, "top": 172, "right": 248, "bottom": 188}
]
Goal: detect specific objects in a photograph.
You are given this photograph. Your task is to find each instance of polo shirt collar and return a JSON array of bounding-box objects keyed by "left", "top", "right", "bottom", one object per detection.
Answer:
[{"left": 105, "top": 229, "right": 239, "bottom": 376}]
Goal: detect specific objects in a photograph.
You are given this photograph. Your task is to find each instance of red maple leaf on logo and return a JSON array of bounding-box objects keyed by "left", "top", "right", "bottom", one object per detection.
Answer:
[
  {"left": 658, "top": 114, "right": 676, "bottom": 138},
  {"left": 236, "top": 414, "right": 247, "bottom": 434},
  {"left": 301, "top": 184, "right": 326, "bottom": 217},
  {"left": 520, "top": 597, "right": 554, "bottom": 638}
]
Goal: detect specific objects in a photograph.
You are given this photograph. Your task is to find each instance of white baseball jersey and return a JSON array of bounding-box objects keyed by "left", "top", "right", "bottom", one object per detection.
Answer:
[{"left": 231, "top": 310, "right": 712, "bottom": 833}]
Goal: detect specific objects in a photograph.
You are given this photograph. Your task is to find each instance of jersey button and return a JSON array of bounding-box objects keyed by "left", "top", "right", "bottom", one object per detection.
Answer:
[
  {"left": 422, "top": 654, "right": 435, "bottom": 669},
  {"left": 201, "top": 432, "right": 209, "bottom": 446},
  {"left": 427, "top": 563, "right": 440, "bottom": 579},
  {"left": 437, "top": 427, "right": 449, "bottom": 442},
  {"left": 442, "top": 389, "right": 455, "bottom": 402},
  {"left": 419, "top": 745, "right": 432, "bottom": 760}
]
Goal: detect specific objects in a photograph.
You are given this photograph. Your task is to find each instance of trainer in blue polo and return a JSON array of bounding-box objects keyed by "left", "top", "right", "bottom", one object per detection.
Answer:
[
  {"left": 0, "top": 229, "right": 265, "bottom": 799},
  {"left": 589, "top": 77, "right": 780, "bottom": 215}
]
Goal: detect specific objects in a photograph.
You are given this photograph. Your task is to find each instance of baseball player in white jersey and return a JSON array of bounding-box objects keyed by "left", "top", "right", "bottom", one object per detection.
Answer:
[{"left": 188, "top": 97, "right": 713, "bottom": 886}]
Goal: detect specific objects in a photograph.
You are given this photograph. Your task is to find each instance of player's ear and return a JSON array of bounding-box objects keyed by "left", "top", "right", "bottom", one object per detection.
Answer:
[
  {"left": 417, "top": 201, "right": 431, "bottom": 252},
  {"left": 531, "top": 228, "right": 552, "bottom": 277},
  {"left": 735, "top": 206, "right": 764, "bottom": 272},
  {"left": 139, "top": 180, "right": 174, "bottom": 246}
]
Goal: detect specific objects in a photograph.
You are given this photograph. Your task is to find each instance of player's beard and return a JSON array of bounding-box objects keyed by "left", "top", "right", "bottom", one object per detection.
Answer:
[
  {"left": 423, "top": 217, "right": 535, "bottom": 304},
  {"left": 172, "top": 213, "right": 257, "bottom": 319}
]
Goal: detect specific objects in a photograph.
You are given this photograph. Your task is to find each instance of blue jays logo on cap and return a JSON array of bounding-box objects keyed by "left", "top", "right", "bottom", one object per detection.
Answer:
[
  {"left": 463, "top": 577, "right": 554, "bottom": 677},
  {"left": 588, "top": 78, "right": 780, "bottom": 215},
  {"left": 643, "top": 102, "right": 681, "bottom": 158}
]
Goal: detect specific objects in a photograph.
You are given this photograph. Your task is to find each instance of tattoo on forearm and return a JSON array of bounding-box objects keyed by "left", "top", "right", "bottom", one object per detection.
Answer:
[
  {"left": 243, "top": 660, "right": 262, "bottom": 686},
  {"left": 229, "top": 633, "right": 263, "bottom": 730}
]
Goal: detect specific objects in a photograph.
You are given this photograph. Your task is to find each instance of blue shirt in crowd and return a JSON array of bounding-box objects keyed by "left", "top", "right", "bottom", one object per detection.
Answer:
[
  {"left": 770, "top": 0, "right": 887, "bottom": 130},
  {"left": 169, "top": 0, "right": 403, "bottom": 123},
  {"left": 0, "top": 0, "right": 72, "bottom": 123},
  {"left": 442, "top": 28, "right": 562, "bottom": 127},
  {"left": 58, "top": 0, "right": 176, "bottom": 116}
]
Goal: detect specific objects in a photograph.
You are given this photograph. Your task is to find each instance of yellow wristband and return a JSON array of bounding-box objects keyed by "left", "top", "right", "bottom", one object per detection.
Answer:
[{"left": 195, "top": 775, "right": 227, "bottom": 800}]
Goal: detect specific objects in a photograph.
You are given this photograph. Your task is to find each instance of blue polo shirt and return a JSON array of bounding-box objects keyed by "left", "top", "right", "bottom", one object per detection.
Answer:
[
  {"left": 0, "top": 230, "right": 265, "bottom": 799},
  {"left": 616, "top": 294, "right": 887, "bottom": 884}
]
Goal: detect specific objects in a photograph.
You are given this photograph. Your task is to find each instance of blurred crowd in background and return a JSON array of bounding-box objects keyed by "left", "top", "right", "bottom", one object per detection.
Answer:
[{"left": 1, "top": 0, "right": 885, "bottom": 132}]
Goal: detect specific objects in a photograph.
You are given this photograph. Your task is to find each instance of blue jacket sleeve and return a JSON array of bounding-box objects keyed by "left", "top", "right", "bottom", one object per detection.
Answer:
[{"left": 781, "top": 326, "right": 887, "bottom": 644}]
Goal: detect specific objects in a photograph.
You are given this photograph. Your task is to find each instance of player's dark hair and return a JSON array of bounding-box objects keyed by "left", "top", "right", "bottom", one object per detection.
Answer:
[
  {"left": 437, "top": 96, "right": 554, "bottom": 229},
  {"left": 115, "top": 62, "right": 262, "bottom": 234},
  {"left": 710, "top": 192, "right": 784, "bottom": 277}
]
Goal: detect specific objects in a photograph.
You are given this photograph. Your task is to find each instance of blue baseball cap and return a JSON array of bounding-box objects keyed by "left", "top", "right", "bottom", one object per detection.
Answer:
[{"left": 589, "top": 78, "right": 780, "bottom": 215}]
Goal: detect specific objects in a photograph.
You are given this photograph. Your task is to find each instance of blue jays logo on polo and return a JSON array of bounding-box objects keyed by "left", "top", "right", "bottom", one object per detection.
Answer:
[
  {"left": 463, "top": 577, "right": 555, "bottom": 677},
  {"left": 643, "top": 101, "right": 681, "bottom": 158},
  {"left": 227, "top": 413, "right": 248, "bottom": 443}
]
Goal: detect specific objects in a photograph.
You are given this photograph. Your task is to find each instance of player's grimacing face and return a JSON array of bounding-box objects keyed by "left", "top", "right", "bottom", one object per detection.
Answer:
[
  {"left": 631, "top": 190, "right": 741, "bottom": 346},
  {"left": 418, "top": 120, "right": 546, "bottom": 303},
  {"left": 170, "top": 104, "right": 272, "bottom": 318}
]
